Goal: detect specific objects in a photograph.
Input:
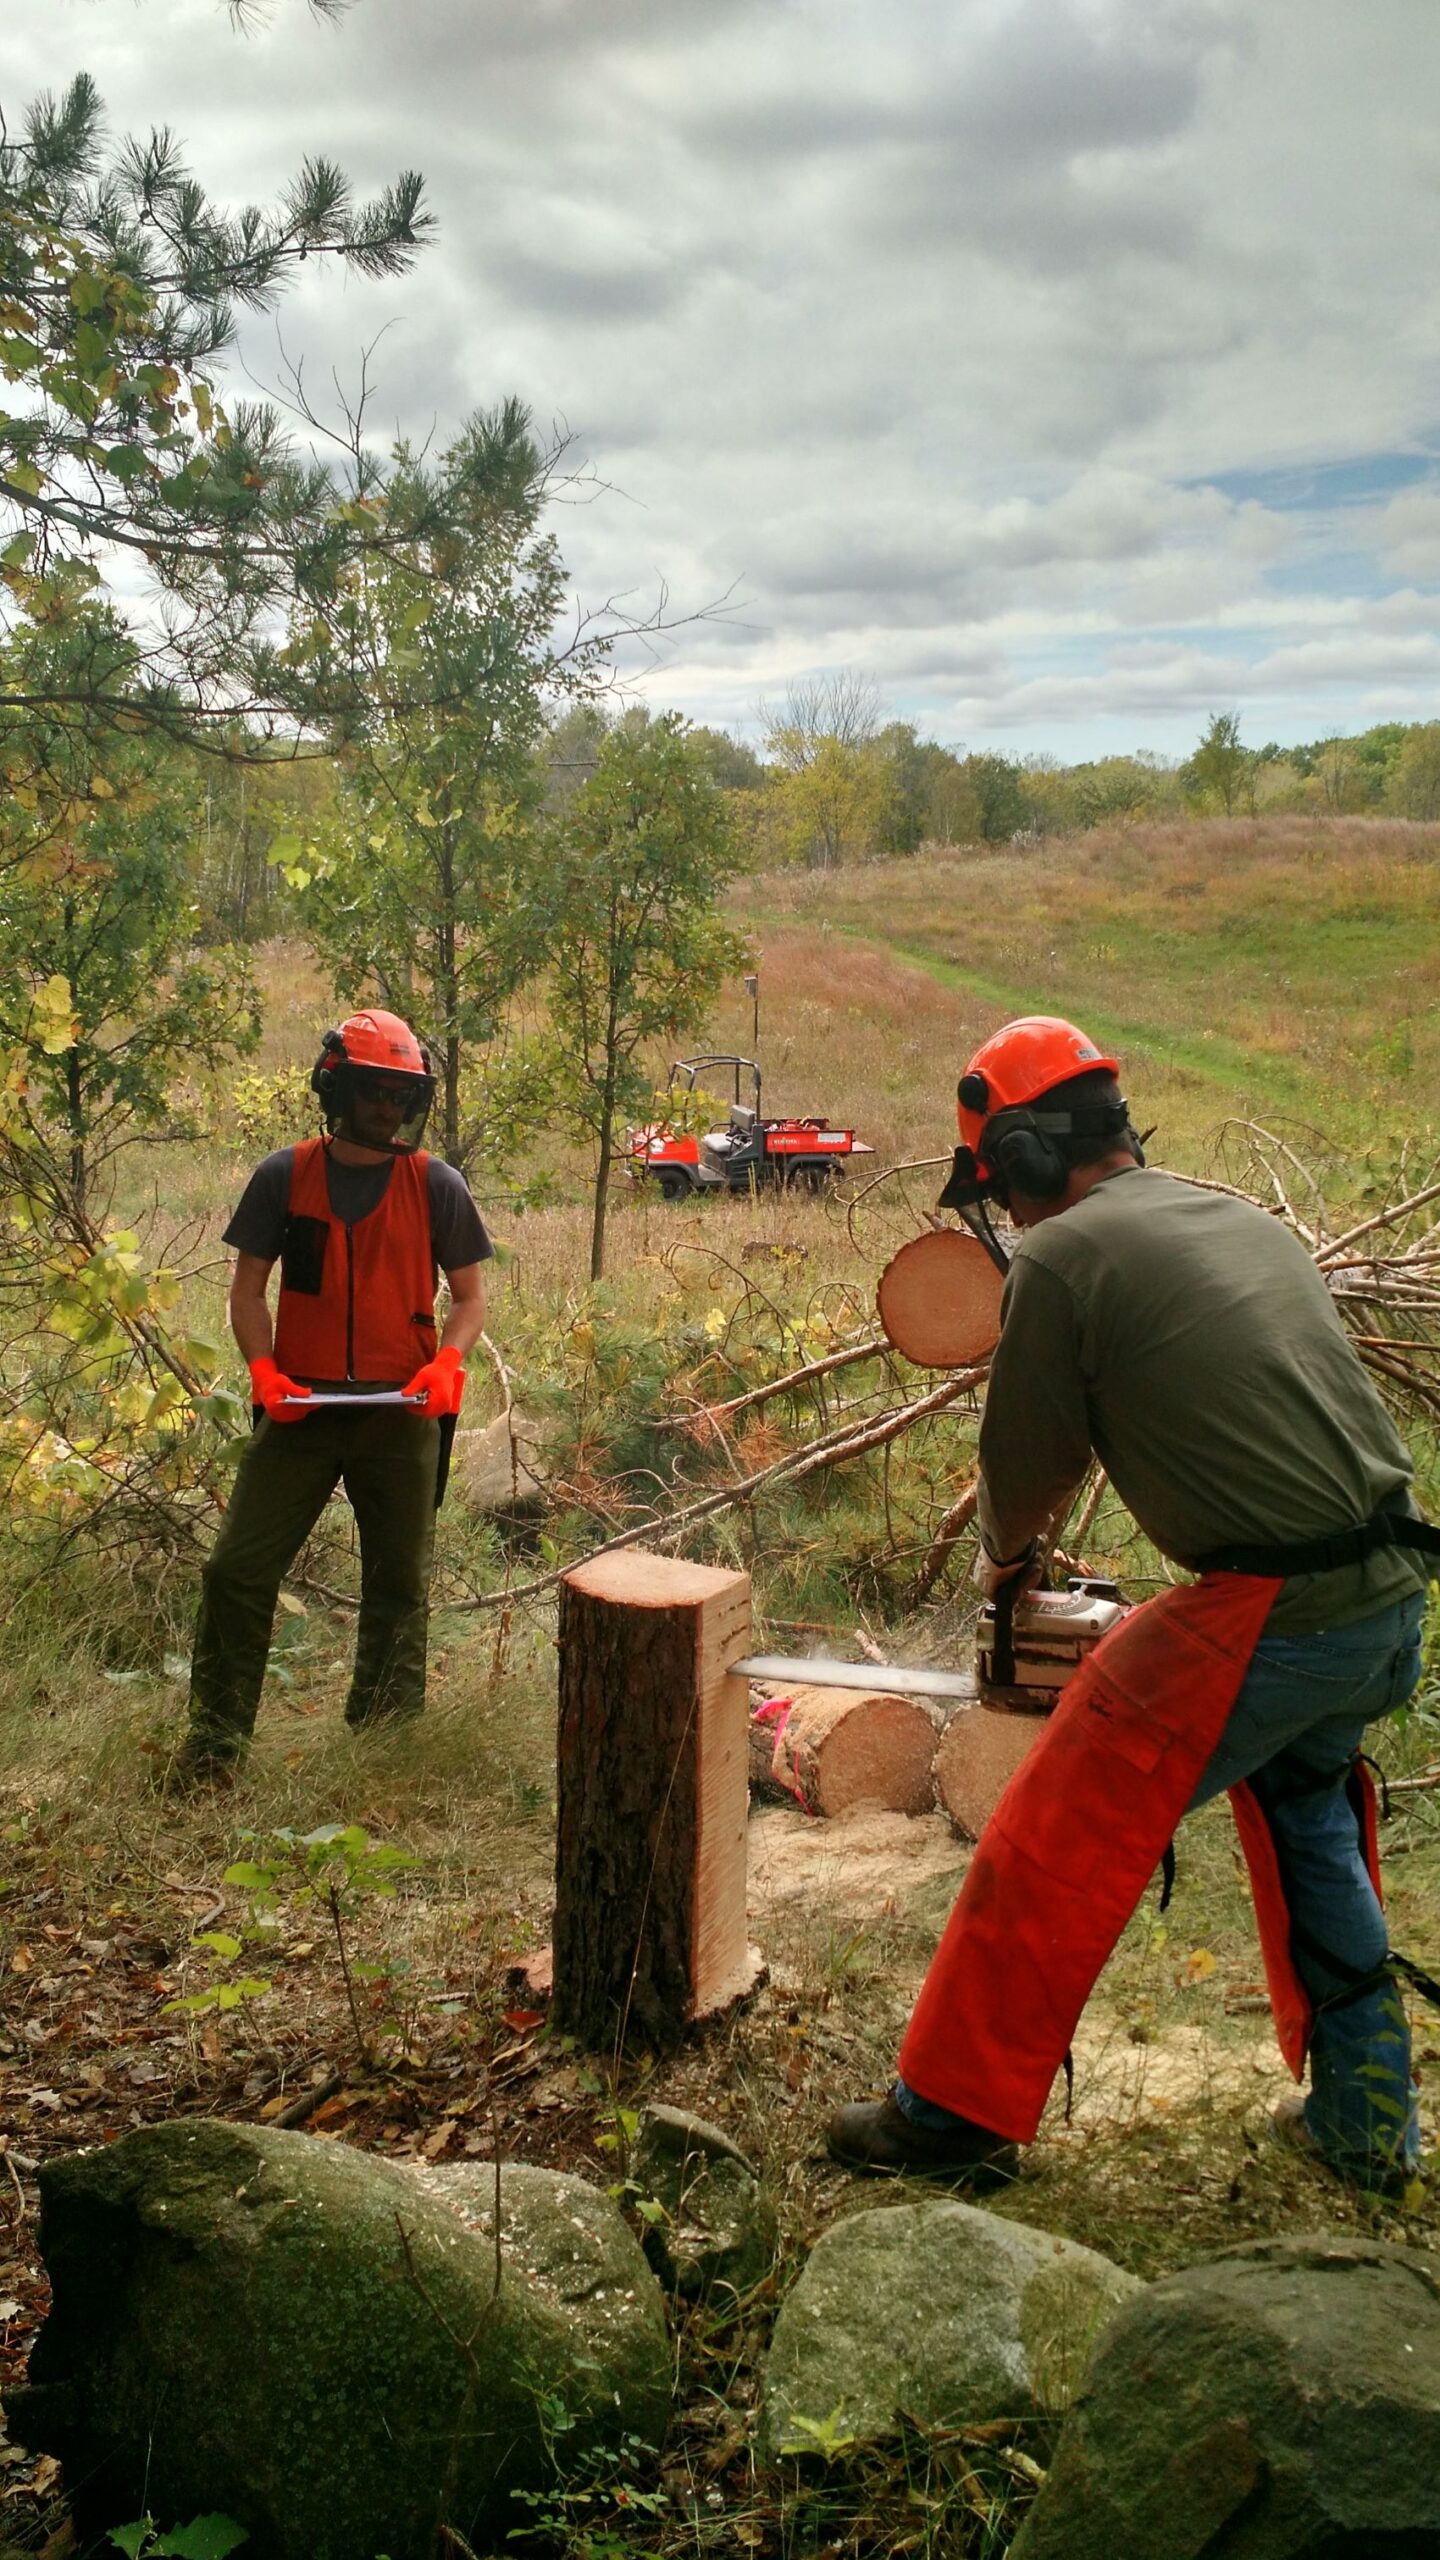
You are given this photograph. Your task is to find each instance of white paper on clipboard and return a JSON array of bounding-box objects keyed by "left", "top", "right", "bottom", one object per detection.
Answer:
[{"left": 281, "top": 1390, "right": 423, "bottom": 1408}]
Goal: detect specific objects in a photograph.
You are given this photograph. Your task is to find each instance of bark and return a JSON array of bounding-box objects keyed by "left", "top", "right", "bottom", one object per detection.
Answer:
[
  {"left": 752, "top": 1682, "right": 941, "bottom": 1817},
  {"left": 551, "top": 1549, "right": 752, "bottom": 2050},
  {"left": 589, "top": 1057, "right": 616, "bottom": 1283}
]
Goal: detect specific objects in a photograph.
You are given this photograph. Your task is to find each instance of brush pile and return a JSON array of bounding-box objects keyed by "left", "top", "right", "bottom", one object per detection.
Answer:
[{"left": 464, "top": 1127, "right": 1440, "bottom": 1626}]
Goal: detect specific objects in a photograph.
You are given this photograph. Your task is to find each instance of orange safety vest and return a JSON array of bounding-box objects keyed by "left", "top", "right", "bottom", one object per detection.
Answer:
[{"left": 272, "top": 1136, "right": 437, "bottom": 1387}]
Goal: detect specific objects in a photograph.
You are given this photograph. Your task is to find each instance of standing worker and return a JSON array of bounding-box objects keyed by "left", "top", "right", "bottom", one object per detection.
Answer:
[
  {"left": 830, "top": 1016, "right": 1437, "bottom": 2195},
  {"left": 174, "top": 1010, "right": 493, "bottom": 1785}
]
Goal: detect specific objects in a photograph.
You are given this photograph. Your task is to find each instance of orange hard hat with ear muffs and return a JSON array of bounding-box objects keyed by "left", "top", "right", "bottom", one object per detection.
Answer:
[
  {"left": 939, "top": 1016, "right": 1136, "bottom": 1212},
  {"left": 310, "top": 1008, "right": 436, "bottom": 1155}
]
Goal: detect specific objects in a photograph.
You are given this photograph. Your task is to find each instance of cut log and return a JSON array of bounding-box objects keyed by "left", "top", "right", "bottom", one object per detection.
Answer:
[
  {"left": 934, "top": 1700, "right": 1050, "bottom": 1842},
  {"left": 754, "top": 1683, "right": 942, "bottom": 1818},
  {"left": 876, "top": 1228, "right": 1004, "bottom": 1369},
  {"left": 551, "top": 1548, "right": 757, "bottom": 2051}
]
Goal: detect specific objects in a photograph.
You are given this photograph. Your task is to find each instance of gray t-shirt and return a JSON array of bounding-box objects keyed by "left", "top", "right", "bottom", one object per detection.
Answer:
[
  {"left": 224, "top": 1148, "right": 493, "bottom": 1274},
  {"left": 977, "top": 1165, "right": 1425, "bottom": 1635}
]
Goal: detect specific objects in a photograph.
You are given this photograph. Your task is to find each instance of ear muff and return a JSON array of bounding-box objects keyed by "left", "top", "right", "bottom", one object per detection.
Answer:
[
  {"left": 986, "top": 1112, "right": 1070, "bottom": 1202},
  {"left": 310, "top": 1029, "right": 345, "bottom": 1098},
  {"left": 957, "top": 1070, "right": 989, "bottom": 1115}
]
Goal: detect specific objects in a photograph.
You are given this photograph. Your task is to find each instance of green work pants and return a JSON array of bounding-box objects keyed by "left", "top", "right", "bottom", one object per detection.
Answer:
[{"left": 186, "top": 1406, "right": 440, "bottom": 1762}]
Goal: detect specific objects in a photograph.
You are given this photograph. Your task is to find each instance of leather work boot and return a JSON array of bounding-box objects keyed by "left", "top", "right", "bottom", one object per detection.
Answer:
[
  {"left": 1270, "top": 2093, "right": 1421, "bottom": 2203},
  {"left": 827, "top": 2092, "right": 1020, "bottom": 2185}
]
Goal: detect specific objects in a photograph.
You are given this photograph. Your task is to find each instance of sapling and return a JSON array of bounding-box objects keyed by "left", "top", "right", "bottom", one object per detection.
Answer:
[{"left": 225, "top": 1823, "right": 420, "bottom": 2072}]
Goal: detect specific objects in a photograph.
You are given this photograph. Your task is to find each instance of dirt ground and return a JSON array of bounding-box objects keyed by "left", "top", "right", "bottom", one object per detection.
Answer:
[{"left": 0, "top": 1753, "right": 1436, "bottom": 2556}]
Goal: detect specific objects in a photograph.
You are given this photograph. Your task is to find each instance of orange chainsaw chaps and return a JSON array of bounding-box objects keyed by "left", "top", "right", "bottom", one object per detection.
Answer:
[
  {"left": 1229, "top": 1754, "right": 1385, "bottom": 2082},
  {"left": 899, "top": 1573, "right": 1282, "bottom": 2144}
]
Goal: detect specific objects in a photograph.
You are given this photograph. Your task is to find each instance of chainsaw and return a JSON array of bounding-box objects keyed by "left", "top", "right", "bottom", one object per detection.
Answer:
[
  {"left": 974, "top": 1575, "right": 1129, "bottom": 1708},
  {"left": 735, "top": 1575, "right": 1129, "bottom": 1712}
]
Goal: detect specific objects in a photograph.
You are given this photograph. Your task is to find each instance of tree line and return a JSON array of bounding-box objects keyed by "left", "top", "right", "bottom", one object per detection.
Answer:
[{"left": 652, "top": 695, "right": 1440, "bottom": 870}]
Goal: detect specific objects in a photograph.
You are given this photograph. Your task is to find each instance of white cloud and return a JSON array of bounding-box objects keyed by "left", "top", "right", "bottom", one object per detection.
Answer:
[{"left": 3, "top": 0, "right": 1439, "bottom": 755}]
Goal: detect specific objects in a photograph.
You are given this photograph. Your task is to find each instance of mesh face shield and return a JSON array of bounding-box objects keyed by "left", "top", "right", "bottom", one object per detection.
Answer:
[{"left": 330, "top": 1064, "right": 435, "bottom": 1155}]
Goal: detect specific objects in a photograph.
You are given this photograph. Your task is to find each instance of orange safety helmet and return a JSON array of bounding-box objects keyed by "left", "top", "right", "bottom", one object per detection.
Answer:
[
  {"left": 337, "top": 1009, "right": 429, "bottom": 1076},
  {"left": 311, "top": 1009, "right": 435, "bottom": 1154},
  {"left": 955, "top": 1016, "right": 1117, "bottom": 1153},
  {"left": 940, "top": 1016, "right": 1133, "bottom": 1215}
]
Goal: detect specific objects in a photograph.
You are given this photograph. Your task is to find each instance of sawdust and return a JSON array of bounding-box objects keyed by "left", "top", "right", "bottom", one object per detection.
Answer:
[
  {"left": 745, "top": 1802, "right": 1297, "bottom": 2131},
  {"left": 1059, "top": 2016, "right": 1293, "bottom": 2135},
  {"left": 746, "top": 1801, "right": 969, "bottom": 1916}
]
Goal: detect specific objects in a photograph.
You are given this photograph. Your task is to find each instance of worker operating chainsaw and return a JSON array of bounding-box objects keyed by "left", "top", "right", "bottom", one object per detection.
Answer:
[
  {"left": 830, "top": 1014, "right": 1440, "bottom": 2196},
  {"left": 173, "top": 1010, "right": 492, "bottom": 1786}
]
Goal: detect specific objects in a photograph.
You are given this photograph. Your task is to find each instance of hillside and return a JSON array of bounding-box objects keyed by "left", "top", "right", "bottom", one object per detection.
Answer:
[{"left": 737, "top": 814, "right": 1440, "bottom": 1172}]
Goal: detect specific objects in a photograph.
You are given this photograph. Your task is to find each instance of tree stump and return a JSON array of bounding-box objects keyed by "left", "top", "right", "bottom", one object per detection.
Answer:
[
  {"left": 934, "top": 1700, "right": 1050, "bottom": 1842},
  {"left": 750, "top": 1685, "right": 941, "bottom": 1816},
  {"left": 551, "top": 1548, "right": 757, "bottom": 2050}
]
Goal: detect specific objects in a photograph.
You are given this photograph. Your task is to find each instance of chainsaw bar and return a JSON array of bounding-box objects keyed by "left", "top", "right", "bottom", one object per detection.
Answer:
[{"left": 733, "top": 1653, "right": 977, "bottom": 1701}]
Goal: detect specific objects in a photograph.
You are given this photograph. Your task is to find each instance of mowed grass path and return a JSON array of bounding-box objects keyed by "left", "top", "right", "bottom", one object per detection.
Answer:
[{"left": 734, "top": 813, "right": 1440, "bottom": 1171}]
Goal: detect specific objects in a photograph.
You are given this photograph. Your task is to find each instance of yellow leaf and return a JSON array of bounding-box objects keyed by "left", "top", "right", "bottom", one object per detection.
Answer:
[
  {"left": 88, "top": 774, "right": 115, "bottom": 800},
  {"left": 1185, "top": 1948, "right": 1218, "bottom": 1982},
  {"left": 32, "top": 974, "right": 77, "bottom": 1055}
]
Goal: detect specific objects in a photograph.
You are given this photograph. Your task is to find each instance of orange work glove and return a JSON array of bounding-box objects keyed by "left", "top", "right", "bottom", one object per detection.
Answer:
[
  {"left": 249, "top": 1355, "right": 315, "bottom": 1423},
  {"left": 402, "top": 1344, "right": 466, "bottom": 1415}
]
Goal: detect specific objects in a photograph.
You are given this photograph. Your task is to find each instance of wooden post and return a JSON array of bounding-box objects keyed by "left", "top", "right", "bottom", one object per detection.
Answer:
[{"left": 550, "top": 1548, "right": 758, "bottom": 2050}]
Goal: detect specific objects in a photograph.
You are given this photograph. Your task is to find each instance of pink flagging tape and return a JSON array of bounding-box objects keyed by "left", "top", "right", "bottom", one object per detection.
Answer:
[{"left": 749, "top": 1695, "right": 819, "bottom": 1816}]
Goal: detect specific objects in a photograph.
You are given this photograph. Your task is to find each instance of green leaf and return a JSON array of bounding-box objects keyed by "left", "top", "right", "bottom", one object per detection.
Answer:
[
  {"left": 69, "top": 269, "right": 111, "bottom": 318},
  {"left": 193, "top": 1931, "right": 241, "bottom": 1961},
  {"left": 222, "top": 1861, "right": 278, "bottom": 1892},
  {"left": 106, "top": 2524, "right": 151, "bottom": 2558},
  {"left": 157, "top": 2518, "right": 250, "bottom": 2560},
  {"left": 73, "top": 318, "right": 113, "bottom": 373}
]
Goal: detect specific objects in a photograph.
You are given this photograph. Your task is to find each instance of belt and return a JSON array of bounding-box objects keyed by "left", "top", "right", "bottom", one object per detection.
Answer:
[{"left": 1196, "top": 1507, "right": 1440, "bottom": 1579}]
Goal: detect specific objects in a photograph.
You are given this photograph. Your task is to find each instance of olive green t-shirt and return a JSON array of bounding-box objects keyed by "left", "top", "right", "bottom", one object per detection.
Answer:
[{"left": 976, "top": 1166, "right": 1426, "bottom": 1635}]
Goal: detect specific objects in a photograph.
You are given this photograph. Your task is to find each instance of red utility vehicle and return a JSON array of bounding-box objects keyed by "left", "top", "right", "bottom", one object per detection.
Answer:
[{"left": 629, "top": 1056, "right": 873, "bottom": 1201}]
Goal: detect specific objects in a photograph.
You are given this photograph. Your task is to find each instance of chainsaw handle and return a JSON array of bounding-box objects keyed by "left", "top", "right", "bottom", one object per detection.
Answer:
[{"left": 990, "top": 1576, "right": 1018, "bottom": 1689}]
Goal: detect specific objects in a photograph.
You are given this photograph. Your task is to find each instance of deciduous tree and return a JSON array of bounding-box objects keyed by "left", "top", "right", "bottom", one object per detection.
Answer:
[
  {"left": 541, "top": 714, "right": 747, "bottom": 1280},
  {"left": 272, "top": 405, "right": 602, "bottom": 1167},
  {"left": 1181, "top": 713, "right": 1255, "bottom": 817}
]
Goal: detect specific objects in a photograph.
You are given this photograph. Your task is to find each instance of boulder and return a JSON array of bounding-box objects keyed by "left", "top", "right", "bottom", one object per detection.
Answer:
[
  {"left": 451, "top": 1409, "right": 550, "bottom": 1514},
  {"left": 759, "top": 2196, "right": 1137, "bottom": 2461},
  {"left": 630, "top": 2105, "right": 778, "bottom": 2300},
  {"left": 7, "top": 2121, "right": 670, "bottom": 2560},
  {"left": 1012, "top": 2236, "right": 1440, "bottom": 2560}
]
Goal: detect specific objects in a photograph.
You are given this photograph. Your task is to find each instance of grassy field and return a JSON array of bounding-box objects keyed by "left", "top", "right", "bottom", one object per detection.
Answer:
[
  {"left": 2, "top": 815, "right": 1439, "bottom": 2556},
  {"left": 747, "top": 810, "right": 1440, "bottom": 1162}
]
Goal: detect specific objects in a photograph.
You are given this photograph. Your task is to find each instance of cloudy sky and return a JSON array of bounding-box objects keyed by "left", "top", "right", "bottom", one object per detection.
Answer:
[{"left": 6, "top": 0, "right": 1440, "bottom": 758}]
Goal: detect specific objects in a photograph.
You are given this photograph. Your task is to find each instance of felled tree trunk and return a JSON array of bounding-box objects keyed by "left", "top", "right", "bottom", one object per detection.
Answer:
[
  {"left": 752, "top": 1684, "right": 942, "bottom": 1817},
  {"left": 551, "top": 1548, "right": 757, "bottom": 2050},
  {"left": 934, "top": 1700, "right": 1050, "bottom": 1842}
]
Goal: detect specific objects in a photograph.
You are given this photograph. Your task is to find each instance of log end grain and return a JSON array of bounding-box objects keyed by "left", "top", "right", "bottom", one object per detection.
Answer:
[
  {"left": 564, "top": 1549, "right": 750, "bottom": 1611},
  {"left": 772, "top": 1684, "right": 941, "bottom": 1818},
  {"left": 934, "top": 1700, "right": 1049, "bottom": 1841}
]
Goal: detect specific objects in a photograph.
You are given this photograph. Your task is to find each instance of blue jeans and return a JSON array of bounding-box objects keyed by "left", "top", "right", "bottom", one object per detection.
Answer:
[
  {"left": 900, "top": 1591, "right": 1426, "bottom": 2171},
  {"left": 1189, "top": 1589, "right": 1425, "bottom": 2173}
]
